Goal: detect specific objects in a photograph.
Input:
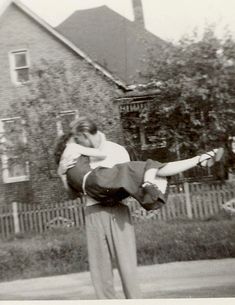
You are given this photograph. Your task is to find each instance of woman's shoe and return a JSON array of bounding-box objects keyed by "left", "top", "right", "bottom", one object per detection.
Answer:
[{"left": 197, "top": 147, "right": 224, "bottom": 168}]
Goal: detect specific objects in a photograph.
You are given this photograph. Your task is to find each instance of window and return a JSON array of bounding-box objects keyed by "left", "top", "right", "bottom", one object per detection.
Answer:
[
  {"left": 9, "top": 50, "right": 30, "bottom": 85},
  {"left": 0, "top": 117, "right": 29, "bottom": 183},
  {"left": 56, "top": 110, "right": 79, "bottom": 136},
  {"left": 229, "top": 136, "right": 235, "bottom": 153},
  {"left": 121, "top": 111, "right": 166, "bottom": 151},
  {"left": 121, "top": 111, "right": 141, "bottom": 146},
  {"left": 141, "top": 129, "right": 167, "bottom": 150}
]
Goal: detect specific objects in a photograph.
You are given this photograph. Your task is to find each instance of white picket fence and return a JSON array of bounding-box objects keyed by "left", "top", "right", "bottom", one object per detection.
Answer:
[
  {"left": 0, "top": 198, "right": 86, "bottom": 239},
  {"left": 0, "top": 181, "right": 235, "bottom": 239},
  {"left": 129, "top": 181, "right": 235, "bottom": 221}
]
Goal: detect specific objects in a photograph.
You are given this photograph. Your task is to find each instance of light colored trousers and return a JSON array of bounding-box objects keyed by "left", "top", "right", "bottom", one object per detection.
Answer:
[{"left": 85, "top": 203, "right": 141, "bottom": 299}]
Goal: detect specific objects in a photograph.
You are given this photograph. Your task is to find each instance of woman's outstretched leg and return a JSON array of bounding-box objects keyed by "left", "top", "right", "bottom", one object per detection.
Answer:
[
  {"left": 141, "top": 148, "right": 224, "bottom": 210},
  {"left": 144, "top": 148, "right": 224, "bottom": 181}
]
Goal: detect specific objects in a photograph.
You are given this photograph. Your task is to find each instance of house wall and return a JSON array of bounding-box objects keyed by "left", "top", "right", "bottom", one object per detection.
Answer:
[{"left": 0, "top": 4, "right": 125, "bottom": 206}]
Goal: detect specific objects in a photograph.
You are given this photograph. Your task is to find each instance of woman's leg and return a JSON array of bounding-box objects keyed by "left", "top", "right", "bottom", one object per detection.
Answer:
[{"left": 144, "top": 148, "right": 224, "bottom": 181}]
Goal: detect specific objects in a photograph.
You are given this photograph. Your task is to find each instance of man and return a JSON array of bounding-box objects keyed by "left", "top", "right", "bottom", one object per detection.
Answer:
[
  {"left": 63, "top": 117, "right": 141, "bottom": 299},
  {"left": 57, "top": 117, "right": 224, "bottom": 298}
]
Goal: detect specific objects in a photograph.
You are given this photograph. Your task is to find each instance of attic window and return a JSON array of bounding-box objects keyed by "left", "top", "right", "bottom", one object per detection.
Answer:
[{"left": 9, "top": 50, "right": 30, "bottom": 85}]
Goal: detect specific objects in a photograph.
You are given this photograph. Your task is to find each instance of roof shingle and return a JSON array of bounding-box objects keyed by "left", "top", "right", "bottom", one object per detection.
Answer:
[{"left": 56, "top": 6, "right": 166, "bottom": 85}]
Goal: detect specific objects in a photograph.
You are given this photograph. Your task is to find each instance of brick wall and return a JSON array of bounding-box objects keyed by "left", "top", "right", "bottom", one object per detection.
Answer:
[{"left": 0, "top": 4, "right": 125, "bottom": 206}]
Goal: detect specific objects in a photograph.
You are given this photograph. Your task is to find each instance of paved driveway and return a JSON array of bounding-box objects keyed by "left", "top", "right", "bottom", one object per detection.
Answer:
[{"left": 0, "top": 258, "right": 234, "bottom": 300}]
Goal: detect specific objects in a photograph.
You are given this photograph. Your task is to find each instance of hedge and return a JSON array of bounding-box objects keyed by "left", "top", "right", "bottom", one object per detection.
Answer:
[{"left": 0, "top": 218, "right": 234, "bottom": 282}]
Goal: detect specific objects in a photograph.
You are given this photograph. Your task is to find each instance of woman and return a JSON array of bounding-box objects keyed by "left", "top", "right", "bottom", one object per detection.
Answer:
[{"left": 55, "top": 117, "right": 224, "bottom": 211}]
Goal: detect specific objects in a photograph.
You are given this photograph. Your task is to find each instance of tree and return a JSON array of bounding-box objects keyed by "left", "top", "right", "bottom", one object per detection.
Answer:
[
  {"left": 8, "top": 61, "right": 69, "bottom": 176},
  {"left": 0, "top": 61, "right": 75, "bottom": 203},
  {"left": 123, "top": 27, "right": 235, "bottom": 171}
]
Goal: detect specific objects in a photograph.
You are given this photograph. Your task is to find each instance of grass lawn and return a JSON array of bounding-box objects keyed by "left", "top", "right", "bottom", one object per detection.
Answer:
[{"left": 0, "top": 216, "right": 234, "bottom": 282}]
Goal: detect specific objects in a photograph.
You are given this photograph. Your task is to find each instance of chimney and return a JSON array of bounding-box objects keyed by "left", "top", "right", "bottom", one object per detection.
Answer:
[{"left": 132, "top": 0, "right": 145, "bottom": 27}]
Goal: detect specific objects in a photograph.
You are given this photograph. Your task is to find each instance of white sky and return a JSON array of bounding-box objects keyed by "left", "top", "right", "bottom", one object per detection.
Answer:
[{"left": 0, "top": 0, "right": 235, "bottom": 42}]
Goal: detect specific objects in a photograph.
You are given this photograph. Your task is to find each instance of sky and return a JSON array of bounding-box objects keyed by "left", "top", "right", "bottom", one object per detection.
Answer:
[{"left": 0, "top": 0, "right": 235, "bottom": 42}]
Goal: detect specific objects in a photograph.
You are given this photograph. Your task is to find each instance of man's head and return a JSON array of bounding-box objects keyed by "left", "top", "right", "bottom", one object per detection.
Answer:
[{"left": 70, "top": 116, "right": 101, "bottom": 148}]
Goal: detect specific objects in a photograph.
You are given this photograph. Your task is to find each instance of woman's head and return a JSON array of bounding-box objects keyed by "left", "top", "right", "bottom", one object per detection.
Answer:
[
  {"left": 70, "top": 116, "right": 97, "bottom": 135},
  {"left": 54, "top": 117, "right": 101, "bottom": 165},
  {"left": 70, "top": 117, "right": 101, "bottom": 148}
]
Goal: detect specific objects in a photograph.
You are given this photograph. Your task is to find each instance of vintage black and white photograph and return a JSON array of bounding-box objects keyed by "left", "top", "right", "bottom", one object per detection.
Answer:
[{"left": 0, "top": 0, "right": 235, "bottom": 301}]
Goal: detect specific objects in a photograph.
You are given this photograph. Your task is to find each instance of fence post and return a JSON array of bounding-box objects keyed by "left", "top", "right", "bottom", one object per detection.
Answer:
[
  {"left": 184, "top": 182, "right": 193, "bottom": 219},
  {"left": 12, "top": 202, "right": 20, "bottom": 234}
]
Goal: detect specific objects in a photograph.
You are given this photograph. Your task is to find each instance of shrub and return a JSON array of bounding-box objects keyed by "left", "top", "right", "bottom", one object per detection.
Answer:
[
  {"left": 0, "top": 219, "right": 234, "bottom": 282},
  {"left": 0, "top": 227, "right": 88, "bottom": 282},
  {"left": 135, "top": 219, "right": 235, "bottom": 265}
]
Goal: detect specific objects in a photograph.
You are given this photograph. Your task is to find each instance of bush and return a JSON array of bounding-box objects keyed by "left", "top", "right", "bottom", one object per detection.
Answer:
[
  {"left": 0, "top": 219, "right": 234, "bottom": 282},
  {"left": 0, "top": 227, "right": 89, "bottom": 282},
  {"left": 135, "top": 219, "right": 235, "bottom": 265}
]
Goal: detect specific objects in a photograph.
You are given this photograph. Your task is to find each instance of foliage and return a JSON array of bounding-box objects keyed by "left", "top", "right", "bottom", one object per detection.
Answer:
[
  {"left": 0, "top": 219, "right": 234, "bottom": 282},
  {"left": 0, "top": 227, "right": 88, "bottom": 281},
  {"left": 0, "top": 60, "right": 89, "bottom": 204},
  {"left": 9, "top": 60, "right": 74, "bottom": 179},
  {"left": 2, "top": 59, "right": 122, "bottom": 186},
  {"left": 123, "top": 28, "right": 235, "bottom": 165},
  {"left": 0, "top": 58, "right": 125, "bottom": 204},
  {"left": 136, "top": 218, "right": 235, "bottom": 265}
]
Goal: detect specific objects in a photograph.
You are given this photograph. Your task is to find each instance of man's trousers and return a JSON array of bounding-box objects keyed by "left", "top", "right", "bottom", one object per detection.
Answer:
[{"left": 85, "top": 203, "right": 141, "bottom": 299}]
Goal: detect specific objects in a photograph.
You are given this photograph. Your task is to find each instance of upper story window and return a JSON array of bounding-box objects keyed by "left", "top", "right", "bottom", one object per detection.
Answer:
[
  {"left": 0, "top": 117, "right": 29, "bottom": 183},
  {"left": 56, "top": 110, "right": 79, "bottom": 136},
  {"left": 9, "top": 50, "right": 30, "bottom": 85}
]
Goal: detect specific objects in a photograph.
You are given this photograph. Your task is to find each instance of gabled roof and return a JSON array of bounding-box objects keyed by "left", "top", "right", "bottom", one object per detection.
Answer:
[
  {"left": 0, "top": 0, "right": 128, "bottom": 90},
  {"left": 56, "top": 6, "right": 166, "bottom": 85}
]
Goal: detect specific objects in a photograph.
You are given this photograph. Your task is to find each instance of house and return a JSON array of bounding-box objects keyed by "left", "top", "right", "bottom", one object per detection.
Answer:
[
  {"left": 56, "top": 0, "right": 166, "bottom": 86},
  {"left": 0, "top": 0, "right": 132, "bottom": 206}
]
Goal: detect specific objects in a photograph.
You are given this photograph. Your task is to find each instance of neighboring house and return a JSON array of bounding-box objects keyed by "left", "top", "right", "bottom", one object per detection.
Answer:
[
  {"left": 0, "top": 0, "right": 131, "bottom": 206},
  {"left": 56, "top": 0, "right": 166, "bottom": 86}
]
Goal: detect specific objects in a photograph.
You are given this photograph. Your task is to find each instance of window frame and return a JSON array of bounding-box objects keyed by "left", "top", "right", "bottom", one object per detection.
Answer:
[
  {"left": 9, "top": 49, "right": 30, "bottom": 86},
  {"left": 0, "top": 117, "right": 29, "bottom": 183},
  {"left": 56, "top": 110, "right": 79, "bottom": 136}
]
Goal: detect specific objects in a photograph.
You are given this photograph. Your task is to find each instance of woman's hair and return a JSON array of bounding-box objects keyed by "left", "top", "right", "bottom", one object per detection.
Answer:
[
  {"left": 54, "top": 132, "right": 72, "bottom": 165},
  {"left": 54, "top": 117, "right": 98, "bottom": 165},
  {"left": 70, "top": 116, "right": 98, "bottom": 136}
]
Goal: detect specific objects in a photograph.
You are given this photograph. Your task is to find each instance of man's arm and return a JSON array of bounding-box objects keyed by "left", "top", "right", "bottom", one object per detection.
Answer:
[{"left": 66, "top": 143, "right": 107, "bottom": 158}]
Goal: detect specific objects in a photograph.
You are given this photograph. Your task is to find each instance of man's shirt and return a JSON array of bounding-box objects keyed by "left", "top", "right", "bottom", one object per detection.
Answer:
[{"left": 89, "top": 140, "right": 130, "bottom": 169}]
